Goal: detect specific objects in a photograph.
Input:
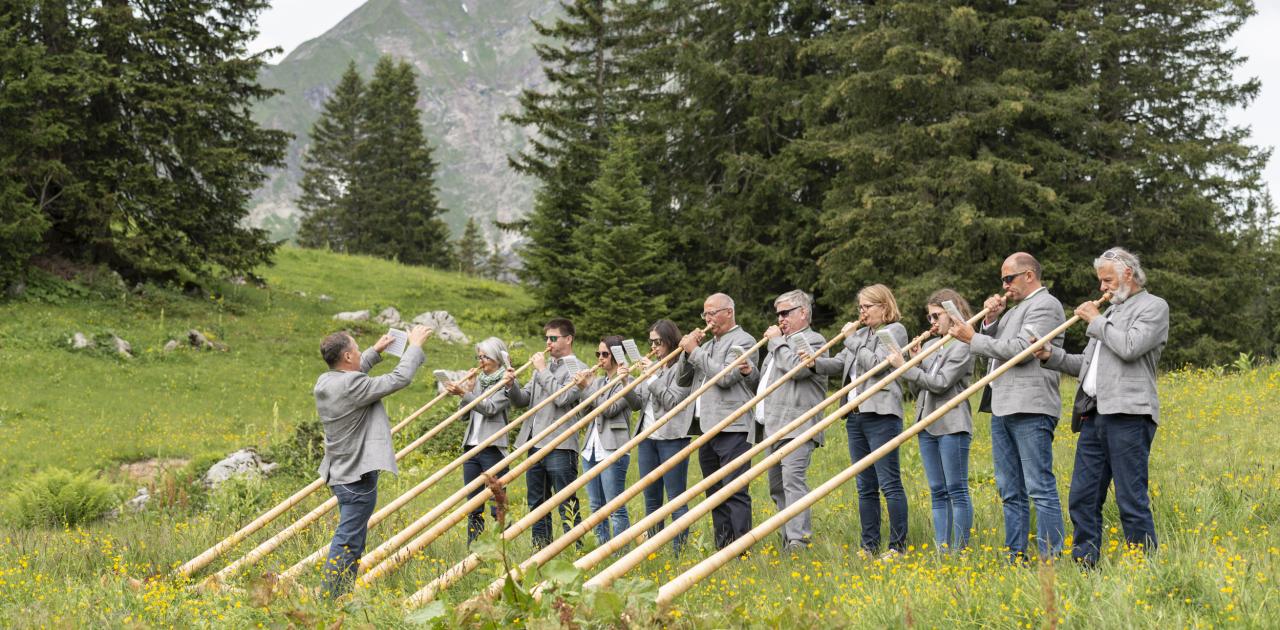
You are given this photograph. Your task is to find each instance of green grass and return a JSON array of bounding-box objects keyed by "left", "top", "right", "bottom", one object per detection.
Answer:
[{"left": 0, "top": 248, "right": 1276, "bottom": 627}]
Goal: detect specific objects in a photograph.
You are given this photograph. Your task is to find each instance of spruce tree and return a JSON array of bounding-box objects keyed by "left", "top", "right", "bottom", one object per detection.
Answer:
[
  {"left": 455, "top": 217, "right": 487, "bottom": 275},
  {"left": 296, "top": 62, "right": 364, "bottom": 251},
  {"left": 569, "top": 132, "right": 672, "bottom": 339},
  {"left": 348, "top": 56, "right": 452, "bottom": 267}
]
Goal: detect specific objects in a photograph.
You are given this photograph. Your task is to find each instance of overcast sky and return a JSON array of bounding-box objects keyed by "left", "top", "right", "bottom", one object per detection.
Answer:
[{"left": 248, "top": 1, "right": 1280, "bottom": 203}]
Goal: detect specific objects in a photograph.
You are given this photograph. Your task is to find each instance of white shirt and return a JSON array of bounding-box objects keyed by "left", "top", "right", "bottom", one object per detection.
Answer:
[
  {"left": 582, "top": 423, "right": 612, "bottom": 461},
  {"left": 463, "top": 408, "right": 484, "bottom": 447},
  {"left": 753, "top": 356, "right": 775, "bottom": 421},
  {"left": 1082, "top": 342, "right": 1102, "bottom": 397}
]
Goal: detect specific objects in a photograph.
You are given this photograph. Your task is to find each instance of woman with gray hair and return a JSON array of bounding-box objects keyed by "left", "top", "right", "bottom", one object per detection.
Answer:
[{"left": 445, "top": 336, "right": 512, "bottom": 543}]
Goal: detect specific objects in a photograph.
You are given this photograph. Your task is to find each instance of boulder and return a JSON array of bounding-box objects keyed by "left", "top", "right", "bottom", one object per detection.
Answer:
[
  {"left": 188, "top": 329, "right": 214, "bottom": 350},
  {"left": 203, "top": 448, "right": 278, "bottom": 488},
  {"left": 318, "top": 294, "right": 333, "bottom": 302},
  {"left": 411, "top": 310, "right": 469, "bottom": 344},
  {"left": 111, "top": 335, "right": 133, "bottom": 358},
  {"left": 374, "top": 307, "right": 402, "bottom": 327},
  {"left": 163, "top": 339, "right": 180, "bottom": 353},
  {"left": 125, "top": 487, "right": 151, "bottom": 513},
  {"left": 71, "top": 332, "right": 94, "bottom": 349},
  {"left": 333, "top": 310, "right": 370, "bottom": 322}
]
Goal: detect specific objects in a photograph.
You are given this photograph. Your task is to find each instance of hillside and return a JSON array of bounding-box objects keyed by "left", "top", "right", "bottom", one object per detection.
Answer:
[{"left": 250, "top": 0, "right": 559, "bottom": 244}]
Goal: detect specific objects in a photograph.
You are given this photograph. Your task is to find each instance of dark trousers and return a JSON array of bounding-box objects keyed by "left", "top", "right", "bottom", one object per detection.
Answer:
[
  {"left": 322, "top": 470, "right": 379, "bottom": 598},
  {"left": 525, "top": 447, "right": 582, "bottom": 549},
  {"left": 463, "top": 446, "right": 508, "bottom": 544},
  {"left": 1069, "top": 413, "right": 1158, "bottom": 565},
  {"left": 847, "top": 412, "right": 908, "bottom": 553},
  {"left": 698, "top": 430, "right": 753, "bottom": 549}
]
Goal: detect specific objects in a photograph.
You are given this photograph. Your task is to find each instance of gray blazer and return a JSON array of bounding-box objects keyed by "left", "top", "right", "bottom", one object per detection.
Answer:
[
  {"left": 637, "top": 363, "right": 695, "bottom": 440},
  {"left": 969, "top": 287, "right": 1066, "bottom": 418},
  {"left": 508, "top": 354, "right": 588, "bottom": 452},
  {"left": 1043, "top": 290, "right": 1168, "bottom": 423},
  {"left": 677, "top": 325, "right": 759, "bottom": 434},
  {"left": 314, "top": 346, "right": 425, "bottom": 486},
  {"left": 582, "top": 375, "right": 643, "bottom": 451},
  {"left": 814, "top": 323, "right": 909, "bottom": 418},
  {"left": 902, "top": 339, "right": 974, "bottom": 436},
  {"left": 750, "top": 328, "right": 829, "bottom": 444},
  {"left": 459, "top": 377, "right": 512, "bottom": 454}
]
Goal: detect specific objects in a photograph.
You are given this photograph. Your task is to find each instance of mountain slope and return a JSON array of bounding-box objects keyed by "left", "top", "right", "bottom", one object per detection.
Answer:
[{"left": 250, "top": 0, "right": 559, "bottom": 245}]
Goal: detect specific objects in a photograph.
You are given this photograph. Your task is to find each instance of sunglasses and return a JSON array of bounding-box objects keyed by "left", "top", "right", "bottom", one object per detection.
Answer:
[
  {"left": 595, "top": 351, "right": 612, "bottom": 358},
  {"left": 776, "top": 306, "right": 801, "bottom": 319},
  {"left": 926, "top": 313, "right": 944, "bottom": 323},
  {"left": 1001, "top": 269, "right": 1030, "bottom": 285},
  {"left": 648, "top": 338, "right": 662, "bottom": 345},
  {"left": 544, "top": 335, "right": 562, "bottom": 342}
]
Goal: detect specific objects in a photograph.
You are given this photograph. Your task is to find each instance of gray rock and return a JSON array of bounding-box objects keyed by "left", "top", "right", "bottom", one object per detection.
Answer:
[
  {"left": 111, "top": 335, "right": 133, "bottom": 358},
  {"left": 203, "top": 448, "right": 279, "bottom": 488},
  {"left": 163, "top": 339, "right": 180, "bottom": 353},
  {"left": 333, "top": 310, "right": 370, "bottom": 322},
  {"left": 188, "top": 329, "right": 214, "bottom": 350},
  {"left": 125, "top": 487, "right": 151, "bottom": 513},
  {"left": 410, "top": 310, "right": 469, "bottom": 344},
  {"left": 318, "top": 294, "right": 333, "bottom": 302},
  {"left": 374, "top": 307, "right": 402, "bottom": 327},
  {"left": 71, "top": 332, "right": 94, "bottom": 349},
  {"left": 510, "top": 340, "right": 525, "bottom": 349},
  {"left": 228, "top": 275, "right": 247, "bottom": 286}
]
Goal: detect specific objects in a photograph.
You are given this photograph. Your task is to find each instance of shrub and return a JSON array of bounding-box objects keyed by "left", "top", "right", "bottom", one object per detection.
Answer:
[{"left": 4, "top": 468, "right": 118, "bottom": 528}]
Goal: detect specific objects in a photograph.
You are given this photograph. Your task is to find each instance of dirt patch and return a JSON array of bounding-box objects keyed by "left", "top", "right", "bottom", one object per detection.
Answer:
[{"left": 118, "top": 458, "right": 190, "bottom": 483}]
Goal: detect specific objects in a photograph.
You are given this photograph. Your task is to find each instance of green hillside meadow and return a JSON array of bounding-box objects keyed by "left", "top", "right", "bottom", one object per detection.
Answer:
[{"left": 0, "top": 248, "right": 1276, "bottom": 627}]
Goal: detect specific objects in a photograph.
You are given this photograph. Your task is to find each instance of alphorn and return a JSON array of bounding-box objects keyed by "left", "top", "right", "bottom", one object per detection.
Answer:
[
  {"left": 277, "top": 363, "right": 563, "bottom": 582},
  {"left": 175, "top": 364, "right": 480, "bottom": 578},
  {"left": 355, "top": 335, "right": 698, "bottom": 587},
  {"left": 405, "top": 325, "right": 783, "bottom": 606},
  {"left": 653, "top": 294, "right": 1110, "bottom": 606},
  {"left": 201, "top": 363, "right": 528, "bottom": 586}
]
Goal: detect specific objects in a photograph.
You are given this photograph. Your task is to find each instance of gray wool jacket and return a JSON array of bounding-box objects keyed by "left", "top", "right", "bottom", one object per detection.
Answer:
[
  {"left": 969, "top": 287, "right": 1066, "bottom": 419},
  {"left": 748, "top": 328, "right": 829, "bottom": 444},
  {"left": 508, "top": 354, "right": 589, "bottom": 452},
  {"left": 459, "top": 376, "right": 512, "bottom": 454},
  {"left": 813, "top": 323, "right": 909, "bottom": 418},
  {"left": 677, "top": 325, "right": 759, "bottom": 434},
  {"left": 636, "top": 363, "right": 695, "bottom": 440},
  {"left": 314, "top": 346, "right": 425, "bottom": 486},
  {"left": 902, "top": 338, "right": 975, "bottom": 436},
  {"left": 581, "top": 374, "right": 644, "bottom": 451},
  {"left": 1043, "top": 290, "right": 1169, "bottom": 423}
]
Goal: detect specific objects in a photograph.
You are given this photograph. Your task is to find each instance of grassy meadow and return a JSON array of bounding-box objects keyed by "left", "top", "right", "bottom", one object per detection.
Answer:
[{"left": 0, "top": 248, "right": 1276, "bottom": 628}]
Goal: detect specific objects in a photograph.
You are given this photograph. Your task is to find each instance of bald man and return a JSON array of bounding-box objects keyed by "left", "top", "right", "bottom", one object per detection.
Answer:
[{"left": 950, "top": 252, "right": 1066, "bottom": 563}]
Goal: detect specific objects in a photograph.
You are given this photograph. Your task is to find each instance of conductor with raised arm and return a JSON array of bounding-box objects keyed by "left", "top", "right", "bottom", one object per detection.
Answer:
[{"left": 314, "top": 324, "right": 432, "bottom": 598}]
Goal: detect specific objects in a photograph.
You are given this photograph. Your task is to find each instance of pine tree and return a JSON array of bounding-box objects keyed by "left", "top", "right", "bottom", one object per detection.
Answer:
[
  {"left": 348, "top": 56, "right": 452, "bottom": 268},
  {"left": 454, "top": 217, "right": 487, "bottom": 275},
  {"left": 569, "top": 132, "right": 672, "bottom": 339},
  {"left": 484, "top": 242, "right": 509, "bottom": 281},
  {"left": 296, "top": 62, "right": 364, "bottom": 251}
]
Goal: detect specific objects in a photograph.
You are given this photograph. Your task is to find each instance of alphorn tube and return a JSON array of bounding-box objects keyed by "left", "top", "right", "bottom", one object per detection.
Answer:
[
  {"left": 175, "top": 364, "right": 480, "bottom": 578},
  {"left": 202, "top": 363, "right": 528, "bottom": 586},
  {"left": 405, "top": 326, "right": 784, "bottom": 606},
  {"left": 355, "top": 339, "right": 691, "bottom": 587},
  {"left": 653, "top": 294, "right": 1110, "bottom": 606},
  {"left": 278, "top": 366, "right": 552, "bottom": 582}
]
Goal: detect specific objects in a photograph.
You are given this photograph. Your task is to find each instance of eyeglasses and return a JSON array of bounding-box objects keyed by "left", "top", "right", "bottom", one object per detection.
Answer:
[
  {"left": 701, "top": 306, "right": 730, "bottom": 319},
  {"left": 1001, "top": 269, "right": 1030, "bottom": 285},
  {"left": 595, "top": 351, "right": 612, "bottom": 358},
  {"left": 776, "top": 306, "right": 801, "bottom": 319},
  {"left": 648, "top": 338, "right": 662, "bottom": 346},
  {"left": 857, "top": 303, "right": 879, "bottom": 312},
  {"left": 475, "top": 355, "right": 488, "bottom": 361},
  {"left": 544, "top": 335, "right": 561, "bottom": 342},
  {"left": 926, "top": 313, "right": 944, "bottom": 323}
]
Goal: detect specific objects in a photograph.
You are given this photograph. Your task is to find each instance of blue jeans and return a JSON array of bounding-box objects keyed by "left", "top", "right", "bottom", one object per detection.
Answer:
[
  {"left": 991, "top": 413, "right": 1064, "bottom": 559},
  {"left": 463, "top": 446, "right": 508, "bottom": 544},
  {"left": 525, "top": 448, "right": 582, "bottom": 549},
  {"left": 637, "top": 437, "right": 691, "bottom": 552},
  {"left": 918, "top": 431, "right": 973, "bottom": 551},
  {"left": 322, "top": 470, "right": 379, "bottom": 598},
  {"left": 1069, "top": 413, "right": 1158, "bottom": 566},
  {"left": 847, "top": 412, "right": 908, "bottom": 553},
  {"left": 583, "top": 452, "right": 631, "bottom": 543}
]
